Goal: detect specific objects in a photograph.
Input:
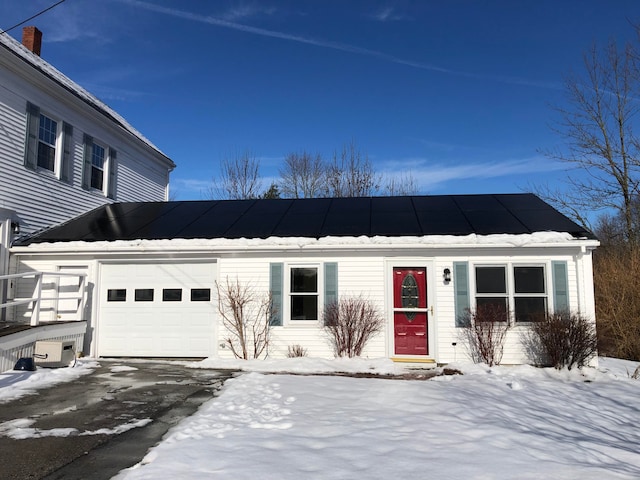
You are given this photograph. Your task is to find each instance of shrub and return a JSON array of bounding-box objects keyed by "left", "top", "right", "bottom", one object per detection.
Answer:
[
  {"left": 216, "top": 277, "right": 274, "bottom": 359},
  {"left": 286, "top": 344, "right": 308, "bottom": 358},
  {"left": 593, "top": 246, "right": 640, "bottom": 361},
  {"left": 459, "top": 304, "right": 510, "bottom": 366},
  {"left": 324, "top": 296, "right": 384, "bottom": 357},
  {"left": 524, "top": 311, "right": 597, "bottom": 370}
]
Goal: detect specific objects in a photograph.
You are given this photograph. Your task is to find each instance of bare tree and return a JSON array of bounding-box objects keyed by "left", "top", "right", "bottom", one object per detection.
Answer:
[
  {"left": 537, "top": 40, "right": 640, "bottom": 245},
  {"left": 382, "top": 171, "right": 420, "bottom": 196},
  {"left": 279, "top": 151, "right": 326, "bottom": 198},
  {"left": 216, "top": 277, "right": 274, "bottom": 359},
  {"left": 207, "top": 151, "right": 263, "bottom": 200},
  {"left": 325, "top": 141, "right": 380, "bottom": 197}
]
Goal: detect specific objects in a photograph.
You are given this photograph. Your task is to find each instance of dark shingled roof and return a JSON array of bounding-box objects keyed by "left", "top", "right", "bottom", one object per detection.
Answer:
[{"left": 14, "top": 194, "right": 596, "bottom": 246}]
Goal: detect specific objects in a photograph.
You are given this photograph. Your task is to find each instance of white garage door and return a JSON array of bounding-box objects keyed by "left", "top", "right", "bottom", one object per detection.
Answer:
[{"left": 98, "top": 262, "right": 217, "bottom": 357}]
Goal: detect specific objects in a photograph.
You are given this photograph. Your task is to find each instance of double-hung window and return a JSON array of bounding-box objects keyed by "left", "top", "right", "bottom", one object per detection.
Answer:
[
  {"left": 82, "top": 134, "right": 117, "bottom": 198},
  {"left": 25, "top": 102, "right": 74, "bottom": 182},
  {"left": 513, "top": 266, "right": 547, "bottom": 322},
  {"left": 290, "top": 267, "right": 319, "bottom": 321},
  {"left": 474, "top": 264, "right": 548, "bottom": 323},
  {"left": 91, "top": 143, "right": 106, "bottom": 190},
  {"left": 37, "top": 113, "right": 58, "bottom": 171}
]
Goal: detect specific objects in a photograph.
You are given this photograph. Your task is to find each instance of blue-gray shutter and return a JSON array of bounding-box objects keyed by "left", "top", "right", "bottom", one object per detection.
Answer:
[
  {"left": 454, "top": 262, "right": 470, "bottom": 327},
  {"left": 24, "top": 102, "right": 39, "bottom": 171},
  {"left": 324, "top": 262, "right": 338, "bottom": 325},
  {"left": 269, "top": 263, "right": 283, "bottom": 326},
  {"left": 107, "top": 148, "right": 117, "bottom": 199},
  {"left": 81, "top": 134, "right": 93, "bottom": 189},
  {"left": 60, "top": 122, "right": 73, "bottom": 184},
  {"left": 552, "top": 261, "right": 569, "bottom": 313}
]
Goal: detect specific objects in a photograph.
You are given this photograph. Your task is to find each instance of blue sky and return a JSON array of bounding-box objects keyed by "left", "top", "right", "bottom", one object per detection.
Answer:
[{"left": 2, "top": 0, "right": 639, "bottom": 200}]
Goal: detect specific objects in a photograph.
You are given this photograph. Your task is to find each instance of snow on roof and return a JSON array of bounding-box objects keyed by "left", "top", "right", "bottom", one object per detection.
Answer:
[{"left": 0, "top": 31, "right": 173, "bottom": 166}]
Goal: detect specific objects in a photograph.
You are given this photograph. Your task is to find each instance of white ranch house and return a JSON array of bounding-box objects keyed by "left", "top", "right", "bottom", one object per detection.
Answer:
[{"left": 8, "top": 194, "right": 598, "bottom": 365}]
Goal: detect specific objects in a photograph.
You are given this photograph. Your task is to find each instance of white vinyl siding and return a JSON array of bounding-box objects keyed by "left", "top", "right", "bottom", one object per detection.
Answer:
[
  {"left": 0, "top": 57, "right": 171, "bottom": 239},
  {"left": 10, "top": 242, "right": 596, "bottom": 364},
  {"left": 217, "top": 255, "right": 386, "bottom": 359}
]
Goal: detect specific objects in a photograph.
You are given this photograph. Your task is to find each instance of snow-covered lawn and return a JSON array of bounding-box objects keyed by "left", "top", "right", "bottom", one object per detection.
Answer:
[
  {"left": 2, "top": 357, "right": 640, "bottom": 479},
  {"left": 113, "top": 357, "right": 640, "bottom": 480}
]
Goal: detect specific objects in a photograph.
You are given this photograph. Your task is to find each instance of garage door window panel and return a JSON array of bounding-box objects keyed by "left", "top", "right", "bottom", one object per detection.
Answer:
[
  {"left": 107, "top": 289, "right": 126, "bottom": 302},
  {"left": 135, "top": 289, "right": 154, "bottom": 302},
  {"left": 163, "top": 288, "right": 182, "bottom": 301},
  {"left": 191, "top": 289, "right": 211, "bottom": 302}
]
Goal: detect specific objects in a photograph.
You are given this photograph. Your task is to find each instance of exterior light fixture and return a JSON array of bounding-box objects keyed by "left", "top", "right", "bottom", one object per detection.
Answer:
[
  {"left": 443, "top": 268, "right": 452, "bottom": 284},
  {"left": 11, "top": 222, "right": 19, "bottom": 235}
]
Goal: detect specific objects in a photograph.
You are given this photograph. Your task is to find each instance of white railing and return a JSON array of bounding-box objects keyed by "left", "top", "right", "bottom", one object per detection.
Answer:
[{"left": 0, "top": 271, "right": 87, "bottom": 326}]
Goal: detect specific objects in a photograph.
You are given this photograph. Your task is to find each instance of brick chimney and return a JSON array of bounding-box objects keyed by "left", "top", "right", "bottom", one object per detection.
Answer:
[{"left": 22, "top": 26, "right": 42, "bottom": 56}]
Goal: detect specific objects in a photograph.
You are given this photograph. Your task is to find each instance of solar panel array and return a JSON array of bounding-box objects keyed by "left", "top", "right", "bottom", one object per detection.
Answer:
[{"left": 15, "top": 194, "right": 595, "bottom": 245}]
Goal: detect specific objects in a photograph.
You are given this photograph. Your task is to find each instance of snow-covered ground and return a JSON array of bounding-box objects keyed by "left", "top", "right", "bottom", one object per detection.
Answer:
[{"left": 2, "top": 357, "right": 640, "bottom": 479}]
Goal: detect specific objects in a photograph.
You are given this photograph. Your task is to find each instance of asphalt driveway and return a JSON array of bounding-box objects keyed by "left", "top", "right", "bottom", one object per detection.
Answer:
[{"left": 0, "top": 360, "right": 236, "bottom": 480}]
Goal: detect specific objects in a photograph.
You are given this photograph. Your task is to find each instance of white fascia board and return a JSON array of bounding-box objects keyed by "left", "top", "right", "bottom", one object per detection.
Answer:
[{"left": 10, "top": 233, "right": 600, "bottom": 256}]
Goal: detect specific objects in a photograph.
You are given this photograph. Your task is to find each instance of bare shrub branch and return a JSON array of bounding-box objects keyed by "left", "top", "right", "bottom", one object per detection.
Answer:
[
  {"left": 324, "top": 296, "right": 384, "bottom": 357},
  {"left": 593, "top": 246, "right": 640, "bottom": 360},
  {"left": 523, "top": 311, "right": 598, "bottom": 370},
  {"left": 459, "top": 304, "right": 510, "bottom": 366},
  {"left": 216, "top": 277, "right": 273, "bottom": 359},
  {"left": 286, "top": 344, "right": 308, "bottom": 358}
]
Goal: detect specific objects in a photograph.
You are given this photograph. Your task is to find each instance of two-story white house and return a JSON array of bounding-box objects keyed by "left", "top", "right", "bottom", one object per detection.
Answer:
[{"left": 0, "top": 27, "right": 175, "bottom": 367}]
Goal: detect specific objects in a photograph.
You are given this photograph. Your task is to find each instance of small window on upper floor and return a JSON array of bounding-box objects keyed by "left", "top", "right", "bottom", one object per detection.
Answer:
[
  {"left": 37, "top": 113, "right": 58, "bottom": 171},
  {"left": 24, "top": 102, "right": 74, "bottom": 183},
  {"left": 82, "top": 134, "right": 117, "bottom": 199},
  {"left": 91, "top": 143, "right": 105, "bottom": 191}
]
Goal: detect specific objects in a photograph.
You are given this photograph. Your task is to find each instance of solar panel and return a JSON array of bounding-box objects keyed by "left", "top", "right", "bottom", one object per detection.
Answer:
[{"left": 14, "top": 194, "right": 596, "bottom": 245}]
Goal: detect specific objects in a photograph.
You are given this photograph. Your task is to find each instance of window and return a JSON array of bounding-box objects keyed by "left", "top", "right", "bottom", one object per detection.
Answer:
[
  {"left": 163, "top": 288, "right": 182, "bottom": 301},
  {"left": 82, "top": 134, "right": 116, "bottom": 198},
  {"left": 514, "top": 266, "right": 547, "bottom": 322},
  {"left": 37, "top": 113, "right": 57, "bottom": 171},
  {"left": 107, "top": 289, "right": 126, "bottom": 302},
  {"left": 474, "top": 265, "right": 547, "bottom": 323},
  {"left": 191, "top": 288, "right": 211, "bottom": 302},
  {"left": 475, "top": 266, "right": 508, "bottom": 317},
  {"left": 91, "top": 143, "right": 106, "bottom": 190},
  {"left": 134, "top": 288, "right": 154, "bottom": 302},
  {"left": 290, "top": 267, "right": 318, "bottom": 321}
]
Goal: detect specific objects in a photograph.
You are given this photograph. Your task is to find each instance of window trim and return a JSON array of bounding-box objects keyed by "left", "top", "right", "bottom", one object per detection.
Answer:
[
  {"left": 285, "top": 263, "right": 322, "bottom": 324},
  {"left": 82, "top": 135, "right": 115, "bottom": 197},
  {"left": 472, "top": 262, "right": 550, "bottom": 324},
  {"left": 36, "top": 112, "right": 60, "bottom": 173}
]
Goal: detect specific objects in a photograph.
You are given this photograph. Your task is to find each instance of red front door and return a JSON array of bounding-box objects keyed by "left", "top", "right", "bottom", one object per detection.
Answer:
[{"left": 393, "top": 267, "right": 428, "bottom": 355}]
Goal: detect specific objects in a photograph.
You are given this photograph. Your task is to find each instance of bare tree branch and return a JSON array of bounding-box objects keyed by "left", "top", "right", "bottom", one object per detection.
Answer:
[{"left": 207, "top": 151, "right": 263, "bottom": 200}]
